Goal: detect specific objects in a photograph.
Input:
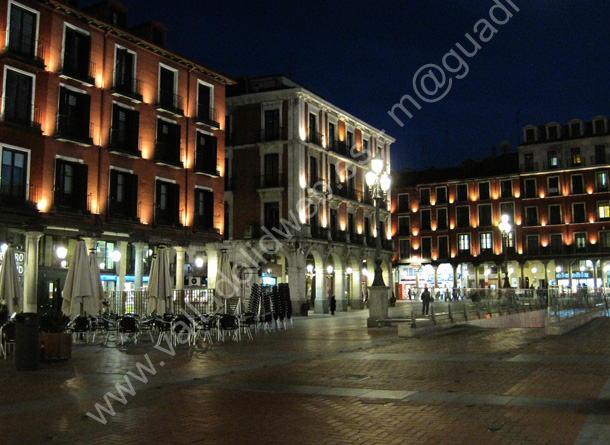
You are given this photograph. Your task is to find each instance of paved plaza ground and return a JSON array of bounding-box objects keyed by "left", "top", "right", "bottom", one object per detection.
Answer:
[{"left": 1, "top": 302, "right": 610, "bottom": 444}]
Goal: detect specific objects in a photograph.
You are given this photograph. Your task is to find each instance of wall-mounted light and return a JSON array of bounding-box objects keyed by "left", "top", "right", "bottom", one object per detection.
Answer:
[
  {"left": 195, "top": 257, "right": 204, "bottom": 268},
  {"left": 346, "top": 267, "right": 353, "bottom": 275},
  {"left": 111, "top": 250, "right": 122, "bottom": 263},
  {"left": 56, "top": 246, "right": 68, "bottom": 260},
  {"left": 326, "top": 265, "right": 334, "bottom": 274},
  {"left": 306, "top": 264, "right": 314, "bottom": 274}
]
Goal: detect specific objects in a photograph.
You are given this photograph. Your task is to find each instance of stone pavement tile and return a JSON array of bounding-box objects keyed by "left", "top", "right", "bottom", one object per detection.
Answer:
[{"left": 360, "top": 389, "right": 416, "bottom": 400}]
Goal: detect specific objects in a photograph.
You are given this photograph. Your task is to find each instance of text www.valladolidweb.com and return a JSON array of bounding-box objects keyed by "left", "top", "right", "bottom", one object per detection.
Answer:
[{"left": 388, "top": 0, "right": 520, "bottom": 127}]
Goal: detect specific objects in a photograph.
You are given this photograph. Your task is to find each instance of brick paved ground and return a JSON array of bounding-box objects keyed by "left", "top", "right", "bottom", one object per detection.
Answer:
[{"left": 1, "top": 303, "right": 610, "bottom": 444}]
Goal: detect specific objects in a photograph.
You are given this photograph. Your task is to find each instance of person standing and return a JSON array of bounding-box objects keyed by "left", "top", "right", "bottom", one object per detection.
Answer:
[
  {"left": 421, "top": 287, "right": 431, "bottom": 315},
  {"left": 329, "top": 295, "right": 337, "bottom": 315}
]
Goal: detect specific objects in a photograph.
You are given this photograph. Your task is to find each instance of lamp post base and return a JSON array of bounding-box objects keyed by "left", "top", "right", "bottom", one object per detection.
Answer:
[{"left": 367, "top": 285, "right": 391, "bottom": 327}]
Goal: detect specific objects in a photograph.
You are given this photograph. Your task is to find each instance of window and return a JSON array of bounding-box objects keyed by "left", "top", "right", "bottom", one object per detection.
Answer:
[
  {"left": 436, "top": 186, "right": 447, "bottom": 204},
  {"left": 437, "top": 208, "right": 448, "bottom": 230},
  {"left": 595, "top": 119, "right": 606, "bottom": 135},
  {"left": 600, "top": 231, "right": 610, "bottom": 251},
  {"left": 155, "top": 180, "right": 180, "bottom": 226},
  {"left": 2, "top": 68, "right": 38, "bottom": 129},
  {"left": 397, "top": 193, "right": 409, "bottom": 213},
  {"left": 264, "top": 202, "right": 280, "bottom": 230},
  {"left": 500, "top": 202, "right": 514, "bottom": 223},
  {"left": 478, "top": 205, "right": 492, "bottom": 227},
  {"left": 264, "top": 109, "right": 280, "bottom": 141},
  {"left": 549, "top": 205, "right": 562, "bottom": 225},
  {"left": 525, "top": 207, "right": 538, "bottom": 226},
  {"left": 504, "top": 231, "right": 515, "bottom": 252},
  {"left": 362, "top": 139, "right": 369, "bottom": 154},
  {"left": 571, "top": 175, "right": 584, "bottom": 195},
  {"left": 571, "top": 148, "right": 581, "bottom": 166},
  {"left": 54, "top": 159, "right": 88, "bottom": 211},
  {"left": 109, "top": 104, "right": 139, "bottom": 155},
  {"left": 527, "top": 235, "right": 540, "bottom": 255},
  {"left": 548, "top": 176, "right": 560, "bottom": 196},
  {"left": 108, "top": 169, "right": 138, "bottom": 219},
  {"left": 7, "top": 2, "right": 40, "bottom": 61},
  {"left": 113, "top": 47, "right": 141, "bottom": 101},
  {"left": 308, "top": 113, "right": 318, "bottom": 144},
  {"left": 456, "top": 184, "right": 468, "bottom": 202},
  {"left": 479, "top": 232, "right": 492, "bottom": 254},
  {"left": 421, "top": 237, "right": 432, "bottom": 259},
  {"left": 327, "top": 122, "right": 336, "bottom": 149},
  {"left": 56, "top": 87, "right": 92, "bottom": 144},
  {"left": 438, "top": 236, "right": 449, "bottom": 259},
  {"left": 597, "top": 172, "right": 609, "bottom": 192},
  {"left": 348, "top": 213, "right": 355, "bottom": 239},
  {"left": 194, "top": 131, "right": 217, "bottom": 175},
  {"left": 524, "top": 178, "right": 536, "bottom": 198},
  {"left": 196, "top": 81, "right": 217, "bottom": 127},
  {"left": 308, "top": 156, "right": 318, "bottom": 188},
  {"left": 263, "top": 153, "right": 279, "bottom": 187},
  {"left": 547, "top": 150, "right": 558, "bottom": 169},
  {"left": 62, "top": 26, "right": 93, "bottom": 84},
  {"left": 194, "top": 188, "right": 214, "bottom": 229},
  {"left": 595, "top": 146, "right": 606, "bottom": 165},
  {"left": 420, "top": 210, "right": 431, "bottom": 231},
  {"left": 478, "top": 182, "right": 490, "bottom": 200},
  {"left": 573, "top": 203, "right": 586, "bottom": 223},
  {"left": 0, "top": 147, "right": 28, "bottom": 203},
  {"left": 550, "top": 234, "right": 563, "bottom": 254},
  {"left": 458, "top": 233, "right": 470, "bottom": 254},
  {"left": 548, "top": 125, "right": 558, "bottom": 140},
  {"left": 346, "top": 131, "right": 354, "bottom": 151},
  {"left": 456, "top": 206, "right": 470, "bottom": 228},
  {"left": 399, "top": 239, "right": 411, "bottom": 259},
  {"left": 500, "top": 180, "right": 512, "bottom": 198},
  {"left": 598, "top": 202, "right": 610, "bottom": 221},
  {"left": 574, "top": 232, "right": 587, "bottom": 251},
  {"left": 420, "top": 188, "right": 430, "bottom": 206},
  {"left": 523, "top": 153, "right": 534, "bottom": 171},
  {"left": 570, "top": 122, "right": 581, "bottom": 137},
  {"left": 525, "top": 128, "right": 536, "bottom": 142},
  {"left": 157, "top": 65, "right": 182, "bottom": 115},
  {"left": 155, "top": 119, "right": 182, "bottom": 167},
  {"left": 398, "top": 216, "right": 410, "bottom": 236}
]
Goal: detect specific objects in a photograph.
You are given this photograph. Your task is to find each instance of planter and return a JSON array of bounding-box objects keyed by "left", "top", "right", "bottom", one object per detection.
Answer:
[{"left": 39, "top": 333, "right": 72, "bottom": 361}]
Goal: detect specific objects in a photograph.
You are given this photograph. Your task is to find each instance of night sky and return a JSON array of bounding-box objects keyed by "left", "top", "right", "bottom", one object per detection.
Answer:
[{"left": 81, "top": 0, "right": 610, "bottom": 171}]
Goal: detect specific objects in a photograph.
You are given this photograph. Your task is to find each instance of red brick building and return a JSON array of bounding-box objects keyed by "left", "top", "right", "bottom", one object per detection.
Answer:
[
  {"left": 393, "top": 117, "right": 610, "bottom": 297},
  {"left": 0, "top": 0, "right": 233, "bottom": 311}
]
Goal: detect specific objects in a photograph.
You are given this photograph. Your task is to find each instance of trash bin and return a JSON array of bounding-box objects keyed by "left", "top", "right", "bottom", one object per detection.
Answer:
[{"left": 15, "top": 312, "right": 39, "bottom": 371}]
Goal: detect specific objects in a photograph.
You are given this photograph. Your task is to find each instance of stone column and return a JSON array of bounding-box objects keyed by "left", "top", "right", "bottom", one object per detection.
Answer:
[
  {"left": 334, "top": 266, "right": 345, "bottom": 312},
  {"left": 433, "top": 264, "right": 439, "bottom": 289},
  {"left": 351, "top": 268, "right": 363, "bottom": 310},
  {"left": 133, "top": 242, "right": 146, "bottom": 291},
  {"left": 367, "top": 285, "right": 390, "bottom": 328},
  {"left": 287, "top": 265, "right": 306, "bottom": 316},
  {"left": 314, "top": 266, "right": 328, "bottom": 314},
  {"left": 520, "top": 262, "right": 525, "bottom": 289},
  {"left": 23, "top": 231, "right": 43, "bottom": 313},
  {"left": 174, "top": 246, "right": 186, "bottom": 313},
  {"left": 116, "top": 240, "right": 128, "bottom": 293}
]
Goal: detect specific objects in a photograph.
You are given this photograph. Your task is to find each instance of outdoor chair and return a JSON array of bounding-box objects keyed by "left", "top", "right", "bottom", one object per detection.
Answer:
[
  {"left": 71, "top": 316, "right": 92, "bottom": 343},
  {"left": 117, "top": 316, "right": 139, "bottom": 345},
  {"left": 172, "top": 314, "right": 195, "bottom": 346},
  {"left": 1, "top": 322, "right": 16, "bottom": 359},
  {"left": 194, "top": 314, "right": 216, "bottom": 344},
  {"left": 138, "top": 316, "right": 156, "bottom": 342},
  {"left": 154, "top": 315, "right": 173, "bottom": 346},
  {"left": 101, "top": 316, "right": 118, "bottom": 345},
  {"left": 218, "top": 314, "right": 239, "bottom": 342},
  {"left": 240, "top": 312, "right": 256, "bottom": 340}
]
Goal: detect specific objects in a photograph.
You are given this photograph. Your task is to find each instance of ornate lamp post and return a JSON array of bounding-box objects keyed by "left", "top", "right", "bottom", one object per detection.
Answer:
[
  {"left": 498, "top": 214, "right": 512, "bottom": 288},
  {"left": 364, "top": 154, "right": 391, "bottom": 327},
  {"left": 365, "top": 155, "right": 391, "bottom": 286}
]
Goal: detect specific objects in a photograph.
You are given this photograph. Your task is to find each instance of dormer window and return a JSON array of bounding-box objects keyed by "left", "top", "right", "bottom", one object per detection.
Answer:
[
  {"left": 594, "top": 117, "right": 607, "bottom": 135},
  {"left": 547, "top": 124, "right": 559, "bottom": 140},
  {"left": 524, "top": 127, "right": 536, "bottom": 143},
  {"left": 570, "top": 121, "right": 582, "bottom": 137}
]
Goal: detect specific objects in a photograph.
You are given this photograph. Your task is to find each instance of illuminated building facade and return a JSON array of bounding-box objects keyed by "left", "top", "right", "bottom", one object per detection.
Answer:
[{"left": 0, "top": 0, "right": 232, "bottom": 311}]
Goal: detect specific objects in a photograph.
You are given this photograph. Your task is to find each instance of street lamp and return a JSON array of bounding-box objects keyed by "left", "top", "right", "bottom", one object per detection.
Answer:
[
  {"left": 498, "top": 214, "right": 512, "bottom": 288},
  {"left": 365, "top": 154, "right": 391, "bottom": 286}
]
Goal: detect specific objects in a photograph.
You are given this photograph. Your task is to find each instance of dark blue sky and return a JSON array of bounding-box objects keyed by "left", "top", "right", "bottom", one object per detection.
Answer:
[{"left": 82, "top": 0, "right": 610, "bottom": 171}]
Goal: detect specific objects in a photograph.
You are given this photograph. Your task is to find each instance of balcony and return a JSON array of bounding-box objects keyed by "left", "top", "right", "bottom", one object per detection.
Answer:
[
  {"left": 54, "top": 191, "right": 91, "bottom": 214},
  {"left": 156, "top": 89, "right": 184, "bottom": 116},
  {"left": 55, "top": 114, "right": 93, "bottom": 146},
  {"left": 195, "top": 105, "right": 220, "bottom": 129},
  {"left": 307, "top": 131, "right": 322, "bottom": 146},
  {"left": 330, "top": 229, "right": 348, "bottom": 243},
  {"left": 260, "top": 126, "right": 287, "bottom": 142},
  {"left": 108, "top": 129, "right": 141, "bottom": 158},
  {"left": 193, "top": 214, "right": 218, "bottom": 233},
  {"left": 154, "top": 207, "right": 182, "bottom": 228},
  {"left": 194, "top": 155, "right": 219, "bottom": 176},
  {"left": 107, "top": 197, "right": 140, "bottom": 222},
  {"left": 1, "top": 32, "right": 45, "bottom": 69},
  {"left": 111, "top": 72, "right": 143, "bottom": 102},
  {"left": 0, "top": 106, "right": 42, "bottom": 134},
  {"left": 308, "top": 176, "right": 327, "bottom": 193},
  {"left": 0, "top": 182, "right": 38, "bottom": 209},
  {"left": 60, "top": 57, "right": 95, "bottom": 86},
  {"left": 154, "top": 142, "right": 183, "bottom": 168},
  {"left": 310, "top": 225, "right": 329, "bottom": 241}
]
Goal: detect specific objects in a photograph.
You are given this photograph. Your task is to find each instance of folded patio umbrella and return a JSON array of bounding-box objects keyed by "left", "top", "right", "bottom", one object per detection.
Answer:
[{"left": 0, "top": 245, "right": 23, "bottom": 314}]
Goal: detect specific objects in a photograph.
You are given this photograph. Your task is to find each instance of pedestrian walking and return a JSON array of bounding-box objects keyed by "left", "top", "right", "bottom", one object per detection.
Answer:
[
  {"left": 329, "top": 294, "right": 336, "bottom": 315},
  {"left": 421, "top": 287, "right": 431, "bottom": 315}
]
